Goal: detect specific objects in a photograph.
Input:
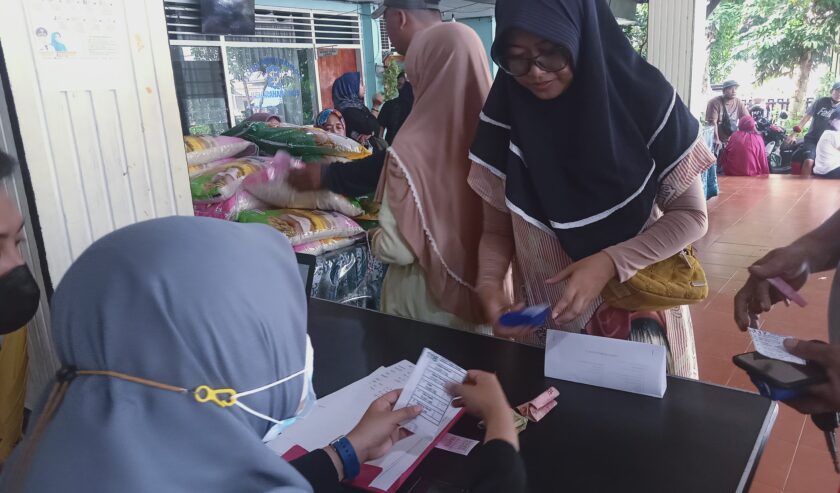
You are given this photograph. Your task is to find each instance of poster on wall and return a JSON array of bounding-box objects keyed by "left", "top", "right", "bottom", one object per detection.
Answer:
[
  {"left": 201, "top": 0, "right": 256, "bottom": 35},
  {"left": 26, "top": 0, "right": 120, "bottom": 61}
]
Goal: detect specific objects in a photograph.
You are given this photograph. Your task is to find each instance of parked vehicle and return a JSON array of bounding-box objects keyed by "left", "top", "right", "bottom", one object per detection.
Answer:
[{"left": 751, "top": 106, "right": 790, "bottom": 174}]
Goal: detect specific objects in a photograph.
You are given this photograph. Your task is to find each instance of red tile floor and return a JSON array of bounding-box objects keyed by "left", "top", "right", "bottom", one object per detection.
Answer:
[{"left": 692, "top": 175, "right": 840, "bottom": 493}]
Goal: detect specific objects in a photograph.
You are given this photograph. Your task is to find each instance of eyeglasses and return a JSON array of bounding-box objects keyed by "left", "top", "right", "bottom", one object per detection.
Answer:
[{"left": 498, "top": 49, "right": 570, "bottom": 77}]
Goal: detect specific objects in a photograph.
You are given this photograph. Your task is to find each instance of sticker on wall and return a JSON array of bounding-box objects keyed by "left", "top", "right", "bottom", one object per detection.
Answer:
[{"left": 27, "top": 0, "right": 119, "bottom": 61}]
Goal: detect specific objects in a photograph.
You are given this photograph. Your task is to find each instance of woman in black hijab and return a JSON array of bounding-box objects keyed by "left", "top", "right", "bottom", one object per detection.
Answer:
[
  {"left": 469, "top": 0, "right": 714, "bottom": 378},
  {"left": 378, "top": 72, "right": 415, "bottom": 145}
]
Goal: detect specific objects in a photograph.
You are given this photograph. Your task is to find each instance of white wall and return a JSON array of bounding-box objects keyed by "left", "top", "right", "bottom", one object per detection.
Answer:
[
  {"left": 1, "top": 0, "right": 192, "bottom": 403},
  {"left": 647, "top": 0, "right": 707, "bottom": 116}
]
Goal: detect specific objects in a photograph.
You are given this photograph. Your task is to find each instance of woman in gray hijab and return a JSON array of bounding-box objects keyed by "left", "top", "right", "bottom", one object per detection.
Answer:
[
  {"left": 0, "top": 217, "right": 423, "bottom": 492},
  {"left": 2, "top": 216, "right": 528, "bottom": 493}
]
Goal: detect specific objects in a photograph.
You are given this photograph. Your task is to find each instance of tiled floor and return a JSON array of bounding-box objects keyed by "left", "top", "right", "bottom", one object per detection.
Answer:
[{"left": 692, "top": 175, "right": 840, "bottom": 493}]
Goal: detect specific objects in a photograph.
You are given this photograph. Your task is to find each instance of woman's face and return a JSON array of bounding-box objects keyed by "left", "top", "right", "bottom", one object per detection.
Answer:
[
  {"left": 322, "top": 114, "right": 346, "bottom": 137},
  {"left": 359, "top": 80, "right": 366, "bottom": 99},
  {"left": 504, "top": 29, "right": 573, "bottom": 101}
]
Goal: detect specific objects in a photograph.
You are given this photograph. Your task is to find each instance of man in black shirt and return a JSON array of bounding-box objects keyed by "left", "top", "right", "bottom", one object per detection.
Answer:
[
  {"left": 287, "top": 0, "right": 443, "bottom": 197},
  {"left": 793, "top": 82, "right": 840, "bottom": 176}
]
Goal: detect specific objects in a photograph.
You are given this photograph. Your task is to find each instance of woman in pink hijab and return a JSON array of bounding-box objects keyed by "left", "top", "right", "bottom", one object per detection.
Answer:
[
  {"left": 371, "top": 22, "right": 492, "bottom": 332},
  {"left": 719, "top": 116, "right": 769, "bottom": 176}
]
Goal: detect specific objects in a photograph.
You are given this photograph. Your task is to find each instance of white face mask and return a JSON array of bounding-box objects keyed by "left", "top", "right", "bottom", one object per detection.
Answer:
[{"left": 223, "top": 335, "right": 317, "bottom": 442}]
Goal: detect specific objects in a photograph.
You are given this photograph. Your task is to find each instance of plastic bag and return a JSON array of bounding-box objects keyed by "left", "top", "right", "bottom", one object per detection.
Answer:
[
  {"left": 293, "top": 235, "right": 363, "bottom": 256},
  {"left": 243, "top": 152, "right": 364, "bottom": 217},
  {"left": 237, "top": 209, "right": 364, "bottom": 246},
  {"left": 190, "top": 156, "right": 273, "bottom": 203},
  {"left": 222, "top": 121, "right": 371, "bottom": 161},
  {"left": 193, "top": 190, "right": 268, "bottom": 221},
  {"left": 184, "top": 135, "right": 258, "bottom": 168},
  {"left": 355, "top": 196, "right": 381, "bottom": 221}
]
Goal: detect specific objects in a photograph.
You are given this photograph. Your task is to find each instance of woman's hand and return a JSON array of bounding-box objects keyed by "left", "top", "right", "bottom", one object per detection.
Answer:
[
  {"left": 546, "top": 252, "right": 616, "bottom": 325},
  {"left": 448, "top": 370, "right": 518, "bottom": 449},
  {"left": 345, "top": 390, "right": 422, "bottom": 464},
  {"left": 286, "top": 164, "right": 324, "bottom": 191},
  {"left": 477, "top": 284, "right": 534, "bottom": 340}
]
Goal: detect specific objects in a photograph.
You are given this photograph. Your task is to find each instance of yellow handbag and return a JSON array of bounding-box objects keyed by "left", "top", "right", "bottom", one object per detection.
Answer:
[{"left": 601, "top": 246, "right": 709, "bottom": 312}]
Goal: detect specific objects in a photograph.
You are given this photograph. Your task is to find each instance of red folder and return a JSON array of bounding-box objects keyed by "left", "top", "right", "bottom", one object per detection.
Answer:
[{"left": 282, "top": 410, "right": 465, "bottom": 493}]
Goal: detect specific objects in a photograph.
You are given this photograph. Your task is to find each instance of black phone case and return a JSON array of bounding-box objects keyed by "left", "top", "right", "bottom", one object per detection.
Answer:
[{"left": 732, "top": 352, "right": 828, "bottom": 389}]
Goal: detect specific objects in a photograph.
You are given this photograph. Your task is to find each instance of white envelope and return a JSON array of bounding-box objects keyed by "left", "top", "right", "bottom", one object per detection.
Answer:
[{"left": 544, "top": 330, "right": 667, "bottom": 398}]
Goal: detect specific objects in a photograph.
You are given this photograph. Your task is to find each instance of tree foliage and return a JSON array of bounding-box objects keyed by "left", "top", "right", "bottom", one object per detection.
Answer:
[
  {"left": 707, "top": 0, "right": 745, "bottom": 83},
  {"left": 737, "top": 0, "right": 837, "bottom": 84},
  {"left": 620, "top": 3, "right": 648, "bottom": 58}
]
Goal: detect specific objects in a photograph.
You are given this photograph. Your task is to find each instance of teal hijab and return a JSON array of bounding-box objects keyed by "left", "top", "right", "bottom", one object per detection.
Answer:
[{"left": 1, "top": 217, "right": 312, "bottom": 492}]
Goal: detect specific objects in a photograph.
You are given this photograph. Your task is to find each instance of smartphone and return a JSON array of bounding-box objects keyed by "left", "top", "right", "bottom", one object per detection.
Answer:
[{"left": 733, "top": 351, "right": 827, "bottom": 399}]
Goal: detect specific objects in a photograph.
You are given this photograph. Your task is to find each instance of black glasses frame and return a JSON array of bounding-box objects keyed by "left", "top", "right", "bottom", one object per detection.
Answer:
[{"left": 497, "top": 50, "right": 570, "bottom": 77}]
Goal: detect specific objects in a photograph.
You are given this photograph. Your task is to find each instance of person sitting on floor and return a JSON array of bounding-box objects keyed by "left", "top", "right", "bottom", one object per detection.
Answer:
[
  {"left": 812, "top": 108, "right": 840, "bottom": 179},
  {"left": 718, "top": 115, "right": 769, "bottom": 176},
  {"left": 0, "top": 217, "right": 526, "bottom": 493}
]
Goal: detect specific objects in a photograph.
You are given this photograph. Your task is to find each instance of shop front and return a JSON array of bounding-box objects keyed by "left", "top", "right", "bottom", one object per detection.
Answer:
[{"left": 165, "top": 0, "right": 367, "bottom": 133}]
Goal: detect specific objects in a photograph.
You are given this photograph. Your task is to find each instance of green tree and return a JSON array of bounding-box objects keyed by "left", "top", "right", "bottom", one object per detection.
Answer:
[
  {"left": 620, "top": 3, "right": 648, "bottom": 58},
  {"left": 707, "top": 0, "right": 745, "bottom": 84},
  {"left": 738, "top": 0, "right": 840, "bottom": 117}
]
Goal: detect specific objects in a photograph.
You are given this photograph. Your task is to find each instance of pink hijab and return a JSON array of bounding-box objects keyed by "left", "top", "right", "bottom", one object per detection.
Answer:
[
  {"left": 376, "top": 23, "right": 492, "bottom": 324},
  {"left": 720, "top": 115, "right": 769, "bottom": 176}
]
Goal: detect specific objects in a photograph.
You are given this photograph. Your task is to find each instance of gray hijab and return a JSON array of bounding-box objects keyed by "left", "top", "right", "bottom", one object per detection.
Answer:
[{"left": 1, "top": 217, "right": 313, "bottom": 492}]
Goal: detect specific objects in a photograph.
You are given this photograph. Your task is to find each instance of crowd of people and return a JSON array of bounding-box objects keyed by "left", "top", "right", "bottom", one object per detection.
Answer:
[
  {"left": 2, "top": 0, "right": 840, "bottom": 491},
  {"left": 706, "top": 79, "right": 840, "bottom": 179}
]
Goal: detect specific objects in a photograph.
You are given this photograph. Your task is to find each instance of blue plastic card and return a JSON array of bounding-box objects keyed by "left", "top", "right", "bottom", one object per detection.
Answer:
[{"left": 498, "top": 304, "right": 551, "bottom": 327}]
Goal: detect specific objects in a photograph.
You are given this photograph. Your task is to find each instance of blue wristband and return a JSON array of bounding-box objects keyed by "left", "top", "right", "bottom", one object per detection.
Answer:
[{"left": 330, "top": 435, "right": 360, "bottom": 480}]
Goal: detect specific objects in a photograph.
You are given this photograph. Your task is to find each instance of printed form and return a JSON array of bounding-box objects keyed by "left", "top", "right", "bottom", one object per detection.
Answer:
[
  {"left": 394, "top": 348, "right": 467, "bottom": 437},
  {"left": 267, "top": 353, "right": 466, "bottom": 492}
]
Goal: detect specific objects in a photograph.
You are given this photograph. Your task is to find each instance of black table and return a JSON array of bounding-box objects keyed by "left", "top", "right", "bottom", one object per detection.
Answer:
[{"left": 308, "top": 300, "right": 777, "bottom": 493}]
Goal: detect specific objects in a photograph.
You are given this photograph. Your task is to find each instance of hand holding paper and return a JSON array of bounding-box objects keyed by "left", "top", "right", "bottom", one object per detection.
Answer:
[
  {"left": 748, "top": 328, "right": 807, "bottom": 365},
  {"left": 347, "top": 390, "right": 423, "bottom": 463},
  {"left": 394, "top": 349, "right": 467, "bottom": 437}
]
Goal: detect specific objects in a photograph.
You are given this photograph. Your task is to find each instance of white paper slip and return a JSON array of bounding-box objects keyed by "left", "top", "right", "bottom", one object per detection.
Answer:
[
  {"left": 748, "top": 328, "right": 807, "bottom": 365},
  {"left": 266, "top": 361, "right": 414, "bottom": 456},
  {"left": 544, "top": 330, "right": 667, "bottom": 398},
  {"left": 435, "top": 433, "right": 479, "bottom": 456},
  {"left": 394, "top": 348, "right": 467, "bottom": 437}
]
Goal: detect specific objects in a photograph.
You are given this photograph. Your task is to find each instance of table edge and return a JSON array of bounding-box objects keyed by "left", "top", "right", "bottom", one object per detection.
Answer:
[{"left": 736, "top": 400, "right": 778, "bottom": 493}]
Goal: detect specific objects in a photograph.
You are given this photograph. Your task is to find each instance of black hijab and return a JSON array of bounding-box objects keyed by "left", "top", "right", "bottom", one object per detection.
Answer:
[{"left": 470, "top": 0, "right": 700, "bottom": 261}]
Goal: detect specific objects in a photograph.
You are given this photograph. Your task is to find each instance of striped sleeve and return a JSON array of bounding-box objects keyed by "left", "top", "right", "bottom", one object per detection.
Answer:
[{"left": 656, "top": 137, "right": 715, "bottom": 207}]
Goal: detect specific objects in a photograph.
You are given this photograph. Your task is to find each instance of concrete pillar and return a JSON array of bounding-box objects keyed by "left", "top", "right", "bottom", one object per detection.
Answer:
[{"left": 647, "top": 0, "right": 707, "bottom": 115}]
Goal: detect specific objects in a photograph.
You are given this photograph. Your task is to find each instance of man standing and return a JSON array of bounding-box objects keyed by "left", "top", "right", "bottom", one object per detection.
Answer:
[
  {"left": 792, "top": 82, "right": 840, "bottom": 176},
  {"left": 706, "top": 79, "right": 748, "bottom": 153},
  {"left": 287, "top": 0, "right": 445, "bottom": 195}
]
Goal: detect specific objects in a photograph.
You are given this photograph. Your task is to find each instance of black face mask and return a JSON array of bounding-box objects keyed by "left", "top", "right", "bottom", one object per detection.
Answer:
[{"left": 0, "top": 265, "right": 40, "bottom": 334}]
